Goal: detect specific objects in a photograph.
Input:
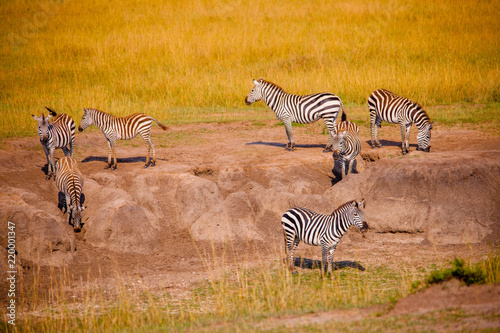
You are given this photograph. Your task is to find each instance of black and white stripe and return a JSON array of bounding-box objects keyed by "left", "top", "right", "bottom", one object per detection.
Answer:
[
  {"left": 245, "top": 79, "right": 346, "bottom": 152},
  {"left": 332, "top": 121, "right": 362, "bottom": 179},
  {"left": 281, "top": 200, "right": 368, "bottom": 275},
  {"left": 55, "top": 156, "right": 85, "bottom": 232},
  {"left": 78, "top": 108, "right": 168, "bottom": 169},
  {"left": 32, "top": 107, "right": 75, "bottom": 180},
  {"left": 368, "top": 89, "right": 433, "bottom": 154}
]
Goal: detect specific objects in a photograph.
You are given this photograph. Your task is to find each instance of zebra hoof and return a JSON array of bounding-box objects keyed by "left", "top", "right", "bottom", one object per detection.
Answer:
[
  {"left": 144, "top": 164, "right": 149, "bottom": 169},
  {"left": 322, "top": 148, "right": 333, "bottom": 153},
  {"left": 291, "top": 270, "right": 298, "bottom": 276},
  {"left": 45, "top": 176, "right": 51, "bottom": 180}
]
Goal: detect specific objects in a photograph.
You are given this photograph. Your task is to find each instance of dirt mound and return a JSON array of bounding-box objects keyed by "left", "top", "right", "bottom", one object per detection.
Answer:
[
  {"left": 0, "top": 124, "right": 499, "bottom": 270},
  {"left": 391, "top": 279, "right": 500, "bottom": 316},
  {"left": 325, "top": 150, "right": 500, "bottom": 244}
]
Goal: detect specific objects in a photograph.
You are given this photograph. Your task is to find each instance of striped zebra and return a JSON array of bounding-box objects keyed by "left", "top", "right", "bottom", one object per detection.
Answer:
[
  {"left": 78, "top": 108, "right": 168, "bottom": 170},
  {"left": 281, "top": 200, "right": 368, "bottom": 275},
  {"left": 368, "top": 89, "right": 433, "bottom": 155},
  {"left": 332, "top": 121, "right": 362, "bottom": 179},
  {"left": 32, "top": 107, "right": 75, "bottom": 180},
  {"left": 245, "top": 79, "right": 346, "bottom": 152},
  {"left": 55, "top": 156, "right": 85, "bottom": 232}
]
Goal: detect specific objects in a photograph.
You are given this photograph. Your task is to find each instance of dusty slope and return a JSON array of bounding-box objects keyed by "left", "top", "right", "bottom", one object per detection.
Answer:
[{"left": 0, "top": 120, "right": 499, "bottom": 324}]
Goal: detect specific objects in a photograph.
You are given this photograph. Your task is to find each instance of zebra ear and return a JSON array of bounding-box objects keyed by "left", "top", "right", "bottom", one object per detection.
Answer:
[
  {"left": 32, "top": 114, "right": 40, "bottom": 121},
  {"left": 358, "top": 199, "right": 365, "bottom": 209},
  {"left": 46, "top": 114, "right": 52, "bottom": 121},
  {"left": 253, "top": 79, "right": 258, "bottom": 85},
  {"left": 83, "top": 108, "right": 87, "bottom": 114},
  {"left": 430, "top": 122, "right": 434, "bottom": 129}
]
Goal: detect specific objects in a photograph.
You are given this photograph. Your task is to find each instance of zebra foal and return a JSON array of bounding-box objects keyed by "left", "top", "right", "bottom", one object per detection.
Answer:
[
  {"left": 281, "top": 200, "right": 368, "bottom": 275},
  {"left": 55, "top": 156, "right": 85, "bottom": 232},
  {"left": 368, "top": 89, "right": 433, "bottom": 155},
  {"left": 245, "top": 79, "right": 346, "bottom": 152},
  {"left": 78, "top": 108, "right": 168, "bottom": 170},
  {"left": 332, "top": 121, "right": 361, "bottom": 179},
  {"left": 32, "top": 107, "right": 75, "bottom": 180}
]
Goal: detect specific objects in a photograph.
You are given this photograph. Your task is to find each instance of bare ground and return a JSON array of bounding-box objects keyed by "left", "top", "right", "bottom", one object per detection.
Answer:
[{"left": 0, "top": 120, "right": 499, "bottom": 330}]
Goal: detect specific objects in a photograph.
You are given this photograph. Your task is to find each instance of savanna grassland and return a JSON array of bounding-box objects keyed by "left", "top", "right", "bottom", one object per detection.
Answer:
[{"left": 1, "top": 0, "right": 499, "bottom": 137}]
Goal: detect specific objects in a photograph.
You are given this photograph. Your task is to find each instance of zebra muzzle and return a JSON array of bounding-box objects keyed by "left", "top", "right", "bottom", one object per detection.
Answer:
[
  {"left": 244, "top": 97, "right": 252, "bottom": 106},
  {"left": 332, "top": 150, "right": 340, "bottom": 160},
  {"left": 78, "top": 126, "right": 84, "bottom": 132},
  {"left": 360, "top": 221, "right": 369, "bottom": 235}
]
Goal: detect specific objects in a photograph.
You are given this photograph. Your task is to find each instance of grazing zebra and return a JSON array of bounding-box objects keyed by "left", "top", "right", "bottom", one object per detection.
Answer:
[
  {"left": 281, "top": 200, "right": 368, "bottom": 275},
  {"left": 55, "top": 156, "right": 85, "bottom": 232},
  {"left": 245, "top": 78, "right": 346, "bottom": 152},
  {"left": 332, "top": 121, "right": 362, "bottom": 179},
  {"left": 368, "top": 89, "right": 433, "bottom": 155},
  {"left": 78, "top": 108, "right": 168, "bottom": 170},
  {"left": 32, "top": 107, "right": 75, "bottom": 180}
]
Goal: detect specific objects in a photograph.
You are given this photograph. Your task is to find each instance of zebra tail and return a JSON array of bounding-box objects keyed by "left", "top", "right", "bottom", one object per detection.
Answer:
[
  {"left": 45, "top": 106, "right": 57, "bottom": 117},
  {"left": 151, "top": 117, "right": 168, "bottom": 131},
  {"left": 340, "top": 102, "right": 347, "bottom": 122}
]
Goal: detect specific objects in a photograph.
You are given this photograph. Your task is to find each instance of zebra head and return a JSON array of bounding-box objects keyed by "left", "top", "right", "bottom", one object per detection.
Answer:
[
  {"left": 70, "top": 204, "right": 86, "bottom": 232},
  {"left": 78, "top": 108, "right": 93, "bottom": 132},
  {"left": 245, "top": 78, "right": 264, "bottom": 105},
  {"left": 332, "top": 130, "right": 347, "bottom": 160},
  {"left": 416, "top": 122, "right": 433, "bottom": 152},
  {"left": 32, "top": 113, "right": 53, "bottom": 144},
  {"left": 349, "top": 200, "right": 368, "bottom": 235}
]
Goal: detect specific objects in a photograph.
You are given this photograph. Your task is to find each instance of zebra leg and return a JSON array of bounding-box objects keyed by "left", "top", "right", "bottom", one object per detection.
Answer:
[
  {"left": 42, "top": 144, "right": 51, "bottom": 179},
  {"left": 327, "top": 245, "right": 337, "bottom": 276},
  {"left": 142, "top": 134, "right": 155, "bottom": 168},
  {"left": 323, "top": 118, "right": 335, "bottom": 152},
  {"left": 321, "top": 244, "right": 329, "bottom": 275},
  {"left": 283, "top": 118, "right": 295, "bottom": 151},
  {"left": 111, "top": 141, "right": 118, "bottom": 170},
  {"left": 47, "top": 146, "right": 56, "bottom": 180},
  {"left": 62, "top": 146, "right": 70, "bottom": 156},
  {"left": 64, "top": 193, "right": 71, "bottom": 217},
  {"left": 341, "top": 157, "right": 347, "bottom": 179},
  {"left": 150, "top": 140, "right": 156, "bottom": 167},
  {"left": 405, "top": 124, "right": 412, "bottom": 154},
  {"left": 399, "top": 122, "right": 408, "bottom": 155},
  {"left": 105, "top": 139, "right": 113, "bottom": 169},
  {"left": 284, "top": 232, "right": 299, "bottom": 272},
  {"left": 347, "top": 158, "right": 354, "bottom": 176}
]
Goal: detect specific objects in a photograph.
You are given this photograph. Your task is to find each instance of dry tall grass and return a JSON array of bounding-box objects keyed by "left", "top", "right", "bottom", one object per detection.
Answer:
[{"left": 1, "top": 0, "right": 499, "bottom": 137}]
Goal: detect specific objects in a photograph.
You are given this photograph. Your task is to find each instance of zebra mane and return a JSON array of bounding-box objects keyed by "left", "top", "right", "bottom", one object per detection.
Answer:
[
  {"left": 332, "top": 200, "right": 357, "bottom": 214},
  {"left": 262, "top": 79, "right": 286, "bottom": 92},
  {"left": 85, "top": 108, "right": 115, "bottom": 119},
  {"left": 415, "top": 103, "right": 431, "bottom": 124}
]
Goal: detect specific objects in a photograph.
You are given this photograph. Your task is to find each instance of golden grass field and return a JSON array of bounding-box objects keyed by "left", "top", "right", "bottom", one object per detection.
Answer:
[{"left": 1, "top": 0, "right": 499, "bottom": 137}]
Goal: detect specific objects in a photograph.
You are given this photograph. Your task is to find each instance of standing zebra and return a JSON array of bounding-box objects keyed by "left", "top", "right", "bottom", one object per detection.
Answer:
[
  {"left": 281, "top": 200, "right": 368, "bottom": 275},
  {"left": 55, "top": 156, "right": 85, "bottom": 232},
  {"left": 32, "top": 107, "right": 75, "bottom": 180},
  {"left": 332, "top": 121, "right": 362, "bottom": 179},
  {"left": 245, "top": 79, "right": 346, "bottom": 152},
  {"left": 368, "top": 89, "right": 433, "bottom": 155},
  {"left": 78, "top": 108, "right": 168, "bottom": 169}
]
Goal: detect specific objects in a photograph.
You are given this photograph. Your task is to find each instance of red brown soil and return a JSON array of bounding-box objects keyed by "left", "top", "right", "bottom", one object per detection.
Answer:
[{"left": 0, "top": 120, "right": 499, "bottom": 328}]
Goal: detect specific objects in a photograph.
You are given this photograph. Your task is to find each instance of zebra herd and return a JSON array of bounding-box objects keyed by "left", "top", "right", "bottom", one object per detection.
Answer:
[
  {"left": 32, "top": 78, "right": 432, "bottom": 274},
  {"left": 32, "top": 107, "right": 167, "bottom": 231},
  {"left": 245, "top": 78, "right": 433, "bottom": 274}
]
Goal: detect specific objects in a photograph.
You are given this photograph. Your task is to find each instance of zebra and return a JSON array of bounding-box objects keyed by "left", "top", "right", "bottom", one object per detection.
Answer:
[
  {"left": 55, "top": 156, "right": 85, "bottom": 232},
  {"left": 332, "top": 121, "right": 362, "bottom": 179},
  {"left": 78, "top": 108, "right": 168, "bottom": 170},
  {"left": 368, "top": 89, "right": 433, "bottom": 155},
  {"left": 32, "top": 107, "right": 75, "bottom": 180},
  {"left": 281, "top": 200, "right": 368, "bottom": 275},
  {"left": 245, "top": 78, "right": 346, "bottom": 152},
  {"left": 281, "top": 200, "right": 368, "bottom": 274}
]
